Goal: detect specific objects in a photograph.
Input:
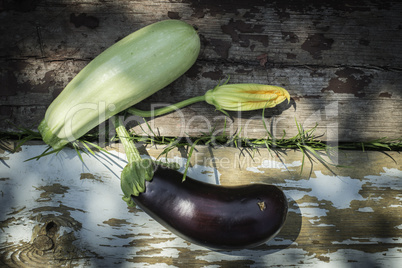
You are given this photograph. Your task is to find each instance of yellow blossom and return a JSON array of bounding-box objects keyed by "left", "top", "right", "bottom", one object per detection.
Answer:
[{"left": 204, "top": 84, "right": 290, "bottom": 111}]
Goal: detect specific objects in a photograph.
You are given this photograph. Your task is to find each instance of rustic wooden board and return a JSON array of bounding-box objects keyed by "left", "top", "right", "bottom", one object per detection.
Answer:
[
  {"left": 1, "top": 1, "right": 401, "bottom": 266},
  {"left": 0, "top": 143, "right": 401, "bottom": 267},
  {"left": 1, "top": 0, "right": 401, "bottom": 141}
]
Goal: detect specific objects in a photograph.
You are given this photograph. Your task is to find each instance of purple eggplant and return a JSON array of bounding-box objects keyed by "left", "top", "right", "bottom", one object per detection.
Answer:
[{"left": 131, "top": 166, "right": 288, "bottom": 249}]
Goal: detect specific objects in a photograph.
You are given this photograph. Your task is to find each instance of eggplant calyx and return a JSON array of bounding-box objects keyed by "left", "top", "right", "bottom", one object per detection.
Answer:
[
  {"left": 113, "top": 117, "right": 153, "bottom": 206},
  {"left": 114, "top": 117, "right": 180, "bottom": 207},
  {"left": 121, "top": 159, "right": 154, "bottom": 206}
]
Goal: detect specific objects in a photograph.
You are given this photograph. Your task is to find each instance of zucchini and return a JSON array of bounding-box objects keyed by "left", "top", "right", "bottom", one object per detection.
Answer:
[{"left": 38, "top": 20, "right": 200, "bottom": 150}]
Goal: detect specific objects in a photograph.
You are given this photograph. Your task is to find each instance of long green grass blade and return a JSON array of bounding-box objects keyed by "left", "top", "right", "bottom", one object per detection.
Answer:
[
  {"left": 182, "top": 139, "right": 199, "bottom": 182},
  {"left": 73, "top": 143, "right": 84, "bottom": 162},
  {"left": 81, "top": 141, "right": 95, "bottom": 156},
  {"left": 83, "top": 140, "right": 110, "bottom": 154},
  {"left": 24, "top": 147, "right": 62, "bottom": 162}
]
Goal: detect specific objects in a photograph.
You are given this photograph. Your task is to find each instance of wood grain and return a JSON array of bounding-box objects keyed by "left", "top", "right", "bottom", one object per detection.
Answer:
[
  {"left": 1, "top": 1, "right": 401, "bottom": 266},
  {"left": 1, "top": 0, "right": 401, "bottom": 141},
  {"left": 0, "top": 144, "right": 401, "bottom": 267}
]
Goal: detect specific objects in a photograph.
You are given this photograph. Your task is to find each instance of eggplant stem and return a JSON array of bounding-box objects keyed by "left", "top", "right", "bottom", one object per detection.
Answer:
[{"left": 113, "top": 117, "right": 141, "bottom": 163}]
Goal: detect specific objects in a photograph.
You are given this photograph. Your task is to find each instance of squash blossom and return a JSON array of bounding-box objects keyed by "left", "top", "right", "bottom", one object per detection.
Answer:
[
  {"left": 204, "top": 84, "right": 290, "bottom": 111},
  {"left": 127, "top": 82, "right": 290, "bottom": 118}
]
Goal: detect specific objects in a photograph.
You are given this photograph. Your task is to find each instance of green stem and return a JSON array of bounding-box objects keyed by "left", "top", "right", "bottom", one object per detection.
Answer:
[
  {"left": 127, "top": 95, "right": 206, "bottom": 117},
  {"left": 113, "top": 117, "right": 141, "bottom": 163}
]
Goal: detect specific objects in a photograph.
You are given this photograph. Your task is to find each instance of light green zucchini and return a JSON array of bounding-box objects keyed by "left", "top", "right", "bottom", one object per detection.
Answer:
[{"left": 38, "top": 20, "right": 200, "bottom": 150}]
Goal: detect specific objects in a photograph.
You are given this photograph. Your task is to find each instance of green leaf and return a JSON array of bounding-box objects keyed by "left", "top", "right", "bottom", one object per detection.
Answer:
[
  {"left": 216, "top": 107, "right": 231, "bottom": 118},
  {"left": 183, "top": 139, "right": 199, "bottom": 182},
  {"left": 371, "top": 142, "right": 391, "bottom": 150},
  {"left": 261, "top": 105, "right": 273, "bottom": 139},
  {"left": 83, "top": 140, "right": 110, "bottom": 154},
  {"left": 297, "top": 144, "right": 306, "bottom": 174},
  {"left": 82, "top": 141, "right": 95, "bottom": 156},
  {"left": 120, "top": 159, "right": 154, "bottom": 206},
  {"left": 73, "top": 143, "right": 84, "bottom": 163},
  {"left": 24, "top": 146, "right": 62, "bottom": 162}
]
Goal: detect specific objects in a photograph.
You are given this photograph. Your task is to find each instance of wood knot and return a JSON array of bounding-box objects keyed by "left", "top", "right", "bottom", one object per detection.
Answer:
[
  {"left": 45, "top": 221, "right": 58, "bottom": 236},
  {"left": 32, "top": 221, "right": 58, "bottom": 251},
  {"left": 1, "top": 212, "right": 84, "bottom": 266},
  {"left": 32, "top": 235, "right": 54, "bottom": 251}
]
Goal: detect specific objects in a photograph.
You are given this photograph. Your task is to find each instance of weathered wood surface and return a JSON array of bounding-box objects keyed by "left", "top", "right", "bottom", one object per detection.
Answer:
[
  {"left": 1, "top": 1, "right": 401, "bottom": 267},
  {"left": 1, "top": 0, "right": 401, "bottom": 141},
  {"left": 0, "top": 143, "right": 401, "bottom": 267}
]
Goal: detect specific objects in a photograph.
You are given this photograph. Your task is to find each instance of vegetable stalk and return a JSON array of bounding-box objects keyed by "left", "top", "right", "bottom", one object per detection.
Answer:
[
  {"left": 114, "top": 117, "right": 142, "bottom": 163},
  {"left": 114, "top": 117, "right": 154, "bottom": 207},
  {"left": 128, "top": 95, "right": 205, "bottom": 117},
  {"left": 127, "top": 82, "right": 290, "bottom": 117},
  {"left": 114, "top": 117, "right": 180, "bottom": 206}
]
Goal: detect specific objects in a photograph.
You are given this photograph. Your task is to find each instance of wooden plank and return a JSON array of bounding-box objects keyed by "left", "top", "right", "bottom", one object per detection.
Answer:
[
  {"left": 1, "top": 2, "right": 400, "bottom": 267},
  {"left": 1, "top": 59, "right": 401, "bottom": 141},
  {"left": 2, "top": 1, "right": 401, "bottom": 66},
  {"left": 128, "top": 62, "right": 402, "bottom": 141},
  {"left": 1, "top": 0, "right": 402, "bottom": 141},
  {"left": 1, "top": 144, "right": 401, "bottom": 267}
]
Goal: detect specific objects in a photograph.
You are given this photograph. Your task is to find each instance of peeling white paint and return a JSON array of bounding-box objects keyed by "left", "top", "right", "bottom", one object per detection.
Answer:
[
  {"left": 297, "top": 205, "right": 329, "bottom": 218},
  {"left": 1, "top": 146, "right": 401, "bottom": 267},
  {"left": 320, "top": 248, "right": 402, "bottom": 268},
  {"left": 332, "top": 237, "right": 402, "bottom": 245},
  {"left": 1, "top": 219, "right": 37, "bottom": 243},
  {"left": 245, "top": 166, "right": 265, "bottom": 173},
  {"left": 316, "top": 223, "right": 336, "bottom": 227},
  {"left": 246, "top": 160, "right": 302, "bottom": 173},
  {"left": 280, "top": 171, "right": 365, "bottom": 209},
  {"left": 357, "top": 207, "right": 374, "bottom": 212},
  {"left": 132, "top": 263, "right": 176, "bottom": 268},
  {"left": 0, "top": 145, "right": 225, "bottom": 266},
  {"left": 364, "top": 167, "right": 402, "bottom": 190}
]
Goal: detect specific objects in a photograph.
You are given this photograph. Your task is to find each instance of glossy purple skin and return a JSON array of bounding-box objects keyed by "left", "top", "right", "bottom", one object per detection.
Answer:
[{"left": 131, "top": 166, "right": 288, "bottom": 249}]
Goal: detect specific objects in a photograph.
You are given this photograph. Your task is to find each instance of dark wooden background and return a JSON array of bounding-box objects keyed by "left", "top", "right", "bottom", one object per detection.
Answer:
[
  {"left": 1, "top": 0, "right": 401, "bottom": 142},
  {"left": 1, "top": 1, "right": 401, "bottom": 267}
]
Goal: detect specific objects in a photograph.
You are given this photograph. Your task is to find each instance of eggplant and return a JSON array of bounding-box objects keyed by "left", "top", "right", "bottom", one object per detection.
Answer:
[{"left": 131, "top": 166, "right": 288, "bottom": 250}]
